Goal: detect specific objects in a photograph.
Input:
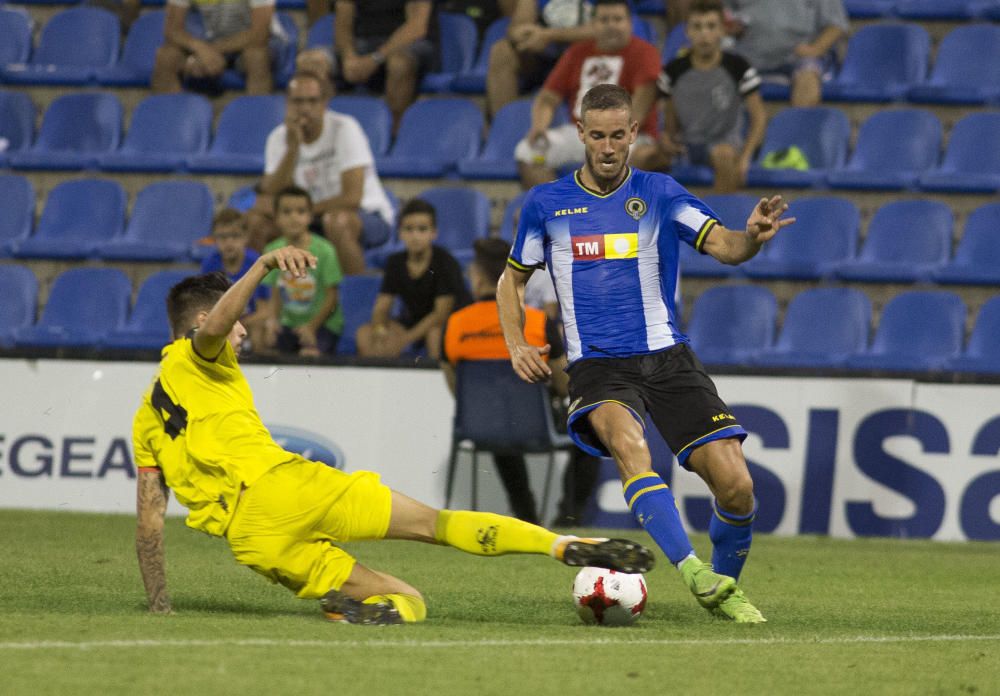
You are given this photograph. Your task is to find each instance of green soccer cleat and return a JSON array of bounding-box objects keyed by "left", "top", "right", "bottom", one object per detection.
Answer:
[
  {"left": 679, "top": 557, "right": 736, "bottom": 609},
  {"left": 320, "top": 590, "right": 404, "bottom": 625},
  {"left": 556, "top": 536, "right": 656, "bottom": 574},
  {"left": 711, "top": 587, "right": 767, "bottom": 623}
]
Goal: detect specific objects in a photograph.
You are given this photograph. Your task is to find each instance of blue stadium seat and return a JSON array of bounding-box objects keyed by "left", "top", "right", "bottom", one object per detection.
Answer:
[
  {"left": 336, "top": 274, "right": 382, "bottom": 355},
  {"left": 0, "top": 265, "right": 38, "bottom": 348},
  {"left": 305, "top": 13, "right": 334, "bottom": 50},
  {"left": 908, "top": 25, "right": 1000, "bottom": 105},
  {"left": 13, "top": 268, "right": 131, "bottom": 348},
  {"left": 1, "top": 7, "right": 119, "bottom": 85},
  {"left": 329, "top": 95, "right": 392, "bottom": 156},
  {"left": 933, "top": 204, "right": 1000, "bottom": 285},
  {"left": 0, "top": 175, "right": 35, "bottom": 255},
  {"left": 0, "top": 91, "right": 35, "bottom": 168},
  {"left": 377, "top": 98, "right": 483, "bottom": 177},
  {"left": 98, "top": 93, "right": 213, "bottom": 173},
  {"left": 8, "top": 179, "right": 126, "bottom": 259},
  {"left": 756, "top": 288, "right": 872, "bottom": 368},
  {"left": 452, "top": 17, "right": 508, "bottom": 93},
  {"left": 8, "top": 93, "right": 123, "bottom": 171},
  {"left": 918, "top": 113, "right": 1000, "bottom": 194},
  {"left": 896, "top": 0, "right": 982, "bottom": 20},
  {"left": 216, "top": 13, "right": 299, "bottom": 90},
  {"left": 103, "top": 270, "right": 191, "bottom": 350},
  {"left": 0, "top": 8, "right": 32, "bottom": 65},
  {"left": 98, "top": 181, "right": 214, "bottom": 262},
  {"left": 827, "top": 109, "right": 941, "bottom": 190},
  {"left": 631, "top": 17, "right": 656, "bottom": 45},
  {"left": 947, "top": 296, "right": 1000, "bottom": 373},
  {"left": 743, "top": 197, "right": 859, "bottom": 280},
  {"left": 746, "top": 107, "right": 851, "bottom": 188},
  {"left": 634, "top": 0, "right": 666, "bottom": 12},
  {"left": 845, "top": 290, "right": 966, "bottom": 372},
  {"left": 416, "top": 187, "right": 490, "bottom": 265},
  {"left": 97, "top": 11, "right": 165, "bottom": 87},
  {"left": 678, "top": 194, "right": 755, "bottom": 278},
  {"left": 823, "top": 24, "right": 930, "bottom": 102},
  {"left": 834, "top": 200, "right": 952, "bottom": 283},
  {"left": 499, "top": 191, "right": 528, "bottom": 241},
  {"left": 685, "top": 285, "right": 777, "bottom": 366},
  {"left": 457, "top": 98, "right": 531, "bottom": 180},
  {"left": 187, "top": 95, "right": 285, "bottom": 173},
  {"left": 661, "top": 22, "right": 689, "bottom": 62},
  {"left": 421, "top": 12, "right": 478, "bottom": 93},
  {"left": 843, "top": 0, "right": 896, "bottom": 18}
]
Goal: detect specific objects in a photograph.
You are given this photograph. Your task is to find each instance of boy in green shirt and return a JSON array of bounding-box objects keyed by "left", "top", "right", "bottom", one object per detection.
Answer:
[{"left": 262, "top": 186, "right": 344, "bottom": 356}]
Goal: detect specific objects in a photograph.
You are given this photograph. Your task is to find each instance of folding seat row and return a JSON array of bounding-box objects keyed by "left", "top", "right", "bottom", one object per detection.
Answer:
[
  {"left": 685, "top": 285, "right": 1000, "bottom": 373},
  {"left": 0, "top": 265, "right": 386, "bottom": 356},
  {"left": 0, "top": 7, "right": 299, "bottom": 88},
  {"left": 662, "top": 22, "right": 1000, "bottom": 106},
  {"left": 844, "top": 0, "right": 1000, "bottom": 20},
  {"left": 0, "top": 175, "right": 213, "bottom": 262}
]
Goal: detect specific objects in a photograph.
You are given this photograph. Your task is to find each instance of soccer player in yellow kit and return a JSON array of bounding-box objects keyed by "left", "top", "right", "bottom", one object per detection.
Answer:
[{"left": 134, "top": 244, "right": 654, "bottom": 624}]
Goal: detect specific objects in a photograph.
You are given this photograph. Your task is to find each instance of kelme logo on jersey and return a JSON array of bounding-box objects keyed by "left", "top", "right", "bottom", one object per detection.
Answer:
[
  {"left": 268, "top": 425, "right": 346, "bottom": 469},
  {"left": 572, "top": 233, "right": 639, "bottom": 260},
  {"left": 625, "top": 197, "right": 647, "bottom": 220}
]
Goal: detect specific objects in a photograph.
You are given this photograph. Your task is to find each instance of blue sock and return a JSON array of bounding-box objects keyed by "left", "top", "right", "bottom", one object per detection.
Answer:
[
  {"left": 709, "top": 499, "right": 756, "bottom": 581},
  {"left": 623, "top": 473, "right": 694, "bottom": 566}
]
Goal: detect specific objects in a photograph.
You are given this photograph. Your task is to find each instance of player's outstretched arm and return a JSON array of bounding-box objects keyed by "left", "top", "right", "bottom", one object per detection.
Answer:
[
  {"left": 194, "top": 246, "right": 317, "bottom": 358},
  {"left": 497, "top": 265, "right": 552, "bottom": 383},
  {"left": 136, "top": 469, "right": 171, "bottom": 613},
  {"left": 701, "top": 195, "right": 796, "bottom": 266}
]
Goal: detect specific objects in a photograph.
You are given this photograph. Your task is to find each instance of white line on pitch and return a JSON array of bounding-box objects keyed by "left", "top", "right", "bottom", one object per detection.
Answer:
[{"left": 1, "top": 634, "right": 999, "bottom": 651}]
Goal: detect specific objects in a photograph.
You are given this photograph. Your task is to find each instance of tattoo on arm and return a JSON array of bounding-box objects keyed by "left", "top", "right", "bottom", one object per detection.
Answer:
[{"left": 136, "top": 470, "right": 171, "bottom": 613}]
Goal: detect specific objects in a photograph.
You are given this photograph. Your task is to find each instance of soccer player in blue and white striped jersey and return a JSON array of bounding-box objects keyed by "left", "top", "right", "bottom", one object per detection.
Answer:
[{"left": 498, "top": 83, "right": 795, "bottom": 623}]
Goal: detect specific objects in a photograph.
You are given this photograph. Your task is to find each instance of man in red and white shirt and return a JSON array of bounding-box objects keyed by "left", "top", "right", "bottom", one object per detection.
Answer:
[{"left": 514, "top": 0, "right": 660, "bottom": 189}]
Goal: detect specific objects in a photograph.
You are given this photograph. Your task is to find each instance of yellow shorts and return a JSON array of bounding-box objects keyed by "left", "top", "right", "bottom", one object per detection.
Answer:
[{"left": 226, "top": 458, "right": 393, "bottom": 598}]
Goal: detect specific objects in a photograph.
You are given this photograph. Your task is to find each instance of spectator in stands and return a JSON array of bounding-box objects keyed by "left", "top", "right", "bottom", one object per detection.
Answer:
[
  {"left": 487, "top": 0, "right": 596, "bottom": 119},
  {"left": 333, "top": 0, "right": 438, "bottom": 131},
  {"left": 250, "top": 71, "right": 395, "bottom": 276},
  {"left": 356, "top": 199, "right": 469, "bottom": 360},
  {"left": 441, "top": 238, "right": 569, "bottom": 523},
  {"left": 513, "top": 0, "right": 660, "bottom": 189},
  {"left": 200, "top": 208, "right": 270, "bottom": 351},
  {"left": 631, "top": 0, "right": 767, "bottom": 193},
  {"left": 151, "top": 0, "right": 281, "bottom": 95},
  {"left": 260, "top": 186, "right": 344, "bottom": 357},
  {"left": 725, "top": 0, "right": 848, "bottom": 107}
]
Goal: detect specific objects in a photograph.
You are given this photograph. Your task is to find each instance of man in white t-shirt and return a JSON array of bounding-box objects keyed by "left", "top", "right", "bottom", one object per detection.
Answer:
[
  {"left": 151, "top": 0, "right": 283, "bottom": 95},
  {"left": 249, "top": 71, "right": 395, "bottom": 274}
]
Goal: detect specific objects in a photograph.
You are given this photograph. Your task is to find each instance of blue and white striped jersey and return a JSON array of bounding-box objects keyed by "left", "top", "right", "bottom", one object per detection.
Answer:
[{"left": 508, "top": 168, "right": 720, "bottom": 364}]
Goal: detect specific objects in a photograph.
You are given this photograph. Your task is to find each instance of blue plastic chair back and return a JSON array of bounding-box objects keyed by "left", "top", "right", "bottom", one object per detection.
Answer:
[
  {"left": 701, "top": 194, "right": 757, "bottom": 229},
  {"left": 860, "top": 200, "right": 952, "bottom": 264},
  {"left": 390, "top": 98, "right": 483, "bottom": 163},
  {"left": 306, "top": 13, "right": 334, "bottom": 49},
  {"left": 500, "top": 191, "right": 528, "bottom": 241},
  {"left": 833, "top": 24, "right": 930, "bottom": 93},
  {"left": 416, "top": 187, "right": 490, "bottom": 253},
  {"left": 0, "top": 175, "right": 34, "bottom": 248},
  {"left": 35, "top": 93, "right": 123, "bottom": 153},
  {"left": 36, "top": 267, "right": 132, "bottom": 338},
  {"left": 125, "top": 270, "right": 191, "bottom": 335},
  {"left": 329, "top": 95, "right": 392, "bottom": 156},
  {"left": 866, "top": 290, "right": 965, "bottom": 362},
  {"left": 938, "top": 113, "right": 1000, "bottom": 175},
  {"left": 954, "top": 204, "right": 1000, "bottom": 267},
  {"left": 209, "top": 95, "right": 286, "bottom": 155},
  {"left": 847, "top": 109, "right": 941, "bottom": 173},
  {"left": 112, "top": 11, "right": 166, "bottom": 80},
  {"left": 756, "top": 107, "right": 850, "bottom": 170},
  {"left": 481, "top": 98, "right": 532, "bottom": 160},
  {"left": 337, "top": 274, "right": 382, "bottom": 355},
  {"left": 439, "top": 12, "right": 477, "bottom": 75},
  {"left": 37, "top": 178, "right": 126, "bottom": 243},
  {"left": 773, "top": 287, "right": 871, "bottom": 358},
  {"left": 756, "top": 197, "right": 859, "bottom": 265},
  {"left": 0, "top": 91, "right": 35, "bottom": 154},
  {"left": 964, "top": 296, "right": 1000, "bottom": 362},
  {"left": 33, "top": 7, "right": 120, "bottom": 68},
  {"left": 0, "top": 8, "right": 32, "bottom": 64},
  {"left": 122, "top": 93, "right": 213, "bottom": 155},
  {"left": 128, "top": 181, "right": 214, "bottom": 244},
  {"left": 925, "top": 24, "right": 1000, "bottom": 90},
  {"left": 687, "top": 286, "right": 777, "bottom": 363},
  {"left": 0, "top": 265, "right": 38, "bottom": 343}
]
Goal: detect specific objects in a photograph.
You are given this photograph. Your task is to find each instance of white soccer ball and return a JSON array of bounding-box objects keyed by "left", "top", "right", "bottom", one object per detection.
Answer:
[{"left": 573, "top": 567, "right": 647, "bottom": 626}]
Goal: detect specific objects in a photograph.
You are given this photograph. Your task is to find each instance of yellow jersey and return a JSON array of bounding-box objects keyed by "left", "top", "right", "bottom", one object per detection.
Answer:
[{"left": 132, "top": 337, "right": 296, "bottom": 537}]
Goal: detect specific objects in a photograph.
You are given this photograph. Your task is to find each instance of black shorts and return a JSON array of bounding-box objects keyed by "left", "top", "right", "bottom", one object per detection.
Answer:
[{"left": 566, "top": 343, "right": 746, "bottom": 469}]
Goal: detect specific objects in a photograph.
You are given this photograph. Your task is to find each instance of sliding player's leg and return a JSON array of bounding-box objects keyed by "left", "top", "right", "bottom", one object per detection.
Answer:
[{"left": 387, "top": 490, "right": 653, "bottom": 573}]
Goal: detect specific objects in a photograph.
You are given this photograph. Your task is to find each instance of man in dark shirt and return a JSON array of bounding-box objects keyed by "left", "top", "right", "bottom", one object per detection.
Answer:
[
  {"left": 356, "top": 199, "right": 469, "bottom": 359},
  {"left": 333, "top": 0, "right": 439, "bottom": 130}
]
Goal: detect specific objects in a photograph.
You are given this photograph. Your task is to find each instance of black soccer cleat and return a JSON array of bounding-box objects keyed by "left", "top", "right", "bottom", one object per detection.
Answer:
[
  {"left": 558, "top": 537, "right": 655, "bottom": 574},
  {"left": 320, "top": 590, "right": 404, "bottom": 625}
]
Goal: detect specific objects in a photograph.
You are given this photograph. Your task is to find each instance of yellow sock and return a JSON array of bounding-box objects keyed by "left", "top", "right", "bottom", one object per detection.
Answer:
[
  {"left": 434, "top": 510, "right": 559, "bottom": 557},
  {"left": 364, "top": 593, "right": 426, "bottom": 622}
]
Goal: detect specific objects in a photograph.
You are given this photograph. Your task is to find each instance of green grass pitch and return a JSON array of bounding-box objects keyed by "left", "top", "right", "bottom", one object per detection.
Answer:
[{"left": 1, "top": 509, "right": 998, "bottom": 695}]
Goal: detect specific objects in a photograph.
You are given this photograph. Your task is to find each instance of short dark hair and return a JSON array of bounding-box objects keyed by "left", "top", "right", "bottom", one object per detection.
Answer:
[
  {"left": 688, "top": 0, "right": 724, "bottom": 19},
  {"left": 212, "top": 207, "right": 245, "bottom": 231},
  {"left": 593, "top": 0, "right": 631, "bottom": 10},
  {"left": 472, "top": 238, "right": 512, "bottom": 286},
  {"left": 399, "top": 198, "right": 437, "bottom": 227},
  {"left": 166, "top": 272, "right": 232, "bottom": 339},
  {"left": 273, "top": 185, "right": 312, "bottom": 213},
  {"left": 580, "top": 84, "right": 632, "bottom": 119}
]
